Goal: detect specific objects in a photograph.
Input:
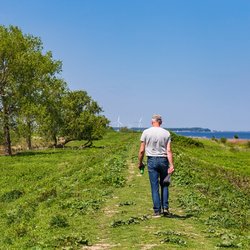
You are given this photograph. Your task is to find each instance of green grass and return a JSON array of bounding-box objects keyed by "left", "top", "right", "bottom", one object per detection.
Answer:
[
  {"left": 0, "top": 131, "right": 249, "bottom": 249},
  {"left": 179, "top": 138, "right": 250, "bottom": 176}
]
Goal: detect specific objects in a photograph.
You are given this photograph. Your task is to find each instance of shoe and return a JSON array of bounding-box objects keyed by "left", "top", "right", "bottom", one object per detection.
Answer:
[
  {"left": 152, "top": 212, "right": 161, "bottom": 218},
  {"left": 163, "top": 208, "right": 171, "bottom": 217}
]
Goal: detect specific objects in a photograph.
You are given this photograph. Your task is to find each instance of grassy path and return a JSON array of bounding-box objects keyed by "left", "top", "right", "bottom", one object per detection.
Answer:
[
  {"left": 0, "top": 132, "right": 249, "bottom": 249},
  {"left": 84, "top": 142, "right": 219, "bottom": 250}
]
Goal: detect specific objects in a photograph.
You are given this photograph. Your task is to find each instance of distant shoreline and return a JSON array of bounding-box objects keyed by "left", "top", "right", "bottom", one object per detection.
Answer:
[
  {"left": 113, "top": 127, "right": 250, "bottom": 140},
  {"left": 113, "top": 127, "right": 250, "bottom": 133},
  {"left": 174, "top": 131, "right": 250, "bottom": 140}
]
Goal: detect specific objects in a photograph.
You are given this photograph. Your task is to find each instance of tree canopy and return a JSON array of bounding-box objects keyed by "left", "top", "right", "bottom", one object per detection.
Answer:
[
  {"left": 61, "top": 90, "right": 109, "bottom": 147},
  {"left": 0, "top": 25, "right": 109, "bottom": 155}
]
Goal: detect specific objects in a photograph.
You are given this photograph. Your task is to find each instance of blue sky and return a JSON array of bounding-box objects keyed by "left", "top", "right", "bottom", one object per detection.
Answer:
[{"left": 1, "top": 0, "right": 250, "bottom": 130}]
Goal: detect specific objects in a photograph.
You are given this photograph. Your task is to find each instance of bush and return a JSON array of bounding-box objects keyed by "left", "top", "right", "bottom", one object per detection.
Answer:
[
  {"left": 211, "top": 136, "right": 218, "bottom": 142},
  {"left": 0, "top": 190, "right": 24, "bottom": 202},
  {"left": 49, "top": 214, "right": 69, "bottom": 228},
  {"left": 234, "top": 134, "right": 239, "bottom": 139},
  {"left": 170, "top": 132, "right": 204, "bottom": 148},
  {"left": 220, "top": 137, "right": 227, "bottom": 144},
  {"left": 54, "top": 234, "right": 89, "bottom": 248},
  {"left": 119, "top": 127, "right": 134, "bottom": 133}
]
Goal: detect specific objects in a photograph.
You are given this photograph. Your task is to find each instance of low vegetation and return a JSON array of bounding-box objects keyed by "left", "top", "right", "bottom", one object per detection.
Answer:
[{"left": 0, "top": 131, "right": 249, "bottom": 249}]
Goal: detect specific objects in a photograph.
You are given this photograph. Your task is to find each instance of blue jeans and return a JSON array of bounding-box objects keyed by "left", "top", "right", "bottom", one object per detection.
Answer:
[{"left": 147, "top": 156, "right": 169, "bottom": 213}]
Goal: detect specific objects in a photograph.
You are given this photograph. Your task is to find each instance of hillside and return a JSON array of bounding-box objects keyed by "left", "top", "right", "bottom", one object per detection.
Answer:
[{"left": 0, "top": 132, "right": 249, "bottom": 249}]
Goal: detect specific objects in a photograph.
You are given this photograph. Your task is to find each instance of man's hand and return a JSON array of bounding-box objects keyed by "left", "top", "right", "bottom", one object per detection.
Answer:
[
  {"left": 168, "top": 165, "right": 175, "bottom": 174},
  {"left": 138, "top": 162, "right": 145, "bottom": 170},
  {"left": 138, "top": 142, "right": 145, "bottom": 169}
]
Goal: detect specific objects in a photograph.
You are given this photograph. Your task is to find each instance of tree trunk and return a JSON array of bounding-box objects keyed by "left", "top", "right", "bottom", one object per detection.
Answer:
[
  {"left": 4, "top": 123, "right": 12, "bottom": 156},
  {"left": 51, "top": 134, "right": 58, "bottom": 147},
  {"left": 26, "top": 121, "right": 32, "bottom": 150},
  {"left": 26, "top": 134, "right": 32, "bottom": 150},
  {"left": 3, "top": 100, "right": 12, "bottom": 156}
]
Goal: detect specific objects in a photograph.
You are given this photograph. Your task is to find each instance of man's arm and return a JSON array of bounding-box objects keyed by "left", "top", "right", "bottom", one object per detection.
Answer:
[
  {"left": 138, "top": 142, "right": 145, "bottom": 168},
  {"left": 167, "top": 141, "right": 174, "bottom": 174}
]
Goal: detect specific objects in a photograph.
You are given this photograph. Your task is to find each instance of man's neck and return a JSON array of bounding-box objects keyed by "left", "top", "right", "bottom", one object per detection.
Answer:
[{"left": 152, "top": 123, "right": 161, "bottom": 128}]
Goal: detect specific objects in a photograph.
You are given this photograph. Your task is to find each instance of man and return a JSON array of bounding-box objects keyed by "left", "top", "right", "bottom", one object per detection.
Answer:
[{"left": 138, "top": 114, "right": 174, "bottom": 217}]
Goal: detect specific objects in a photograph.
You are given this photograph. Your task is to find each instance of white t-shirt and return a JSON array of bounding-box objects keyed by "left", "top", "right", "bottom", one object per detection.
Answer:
[{"left": 140, "top": 127, "right": 171, "bottom": 157}]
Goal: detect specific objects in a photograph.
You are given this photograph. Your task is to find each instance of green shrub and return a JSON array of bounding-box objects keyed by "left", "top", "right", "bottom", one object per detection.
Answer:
[
  {"left": 49, "top": 214, "right": 69, "bottom": 228},
  {"left": 170, "top": 132, "right": 204, "bottom": 148},
  {"left": 15, "top": 224, "right": 28, "bottom": 237},
  {"left": 54, "top": 234, "right": 89, "bottom": 248},
  {"left": 234, "top": 134, "right": 239, "bottom": 139},
  {"left": 102, "top": 157, "right": 127, "bottom": 187},
  {"left": 119, "top": 127, "right": 134, "bottom": 133},
  {"left": 0, "top": 190, "right": 24, "bottom": 202},
  {"left": 220, "top": 137, "right": 227, "bottom": 143}
]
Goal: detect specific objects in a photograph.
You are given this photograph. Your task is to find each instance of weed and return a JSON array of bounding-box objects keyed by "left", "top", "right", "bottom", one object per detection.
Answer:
[
  {"left": 3, "top": 237, "right": 13, "bottom": 245},
  {"left": 49, "top": 214, "right": 69, "bottom": 228},
  {"left": 0, "top": 189, "right": 24, "bottom": 202},
  {"left": 220, "top": 137, "right": 227, "bottom": 143},
  {"left": 5, "top": 208, "right": 23, "bottom": 225},
  {"left": 60, "top": 198, "right": 103, "bottom": 215},
  {"left": 111, "top": 215, "right": 149, "bottom": 227},
  {"left": 177, "top": 192, "right": 204, "bottom": 216},
  {"left": 37, "top": 188, "right": 57, "bottom": 202},
  {"left": 119, "top": 201, "right": 136, "bottom": 206},
  {"left": 155, "top": 230, "right": 184, "bottom": 237},
  {"left": 14, "top": 223, "right": 28, "bottom": 237},
  {"left": 54, "top": 234, "right": 90, "bottom": 248},
  {"left": 160, "top": 236, "right": 187, "bottom": 246},
  {"left": 217, "top": 241, "right": 240, "bottom": 248},
  {"left": 102, "top": 157, "right": 127, "bottom": 187}
]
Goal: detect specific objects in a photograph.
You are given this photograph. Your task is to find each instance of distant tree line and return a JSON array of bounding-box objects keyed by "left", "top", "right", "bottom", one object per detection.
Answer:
[
  {"left": 168, "top": 127, "right": 211, "bottom": 132},
  {"left": 0, "top": 25, "right": 109, "bottom": 155}
]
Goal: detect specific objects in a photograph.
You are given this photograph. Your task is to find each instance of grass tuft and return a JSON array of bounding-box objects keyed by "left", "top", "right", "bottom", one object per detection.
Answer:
[
  {"left": 49, "top": 214, "right": 69, "bottom": 228},
  {"left": 0, "top": 189, "right": 24, "bottom": 202}
]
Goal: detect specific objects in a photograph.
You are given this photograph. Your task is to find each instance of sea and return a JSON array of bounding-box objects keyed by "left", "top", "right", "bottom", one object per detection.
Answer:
[
  {"left": 120, "top": 127, "right": 250, "bottom": 139},
  {"left": 174, "top": 131, "right": 250, "bottom": 140}
]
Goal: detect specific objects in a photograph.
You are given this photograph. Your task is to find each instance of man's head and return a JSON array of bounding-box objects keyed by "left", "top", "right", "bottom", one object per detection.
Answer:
[{"left": 152, "top": 114, "right": 162, "bottom": 126}]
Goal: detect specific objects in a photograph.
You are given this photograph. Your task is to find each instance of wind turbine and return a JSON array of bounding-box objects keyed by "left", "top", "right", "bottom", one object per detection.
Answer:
[
  {"left": 138, "top": 117, "right": 143, "bottom": 130},
  {"left": 116, "top": 116, "right": 123, "bottom": 131}
]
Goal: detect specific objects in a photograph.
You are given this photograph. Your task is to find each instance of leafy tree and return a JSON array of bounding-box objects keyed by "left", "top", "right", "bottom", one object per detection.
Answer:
[
  {"left": 36, "top": 78, "right": 67, "bottom": 147},
  {"left": 0, "top": 25, "right": 109, "bottom": 153},
  {"left": 233, "top": 134, "right": 239, "bottom": 139},
  {"left": 0, "top": 25, "right": 61, "bottom": 154},
  {"left": 60, "top": 90, "right": 109, "bottom": 147},
  {"left": 15, "top": 51, "right": 62, "bottom": 149}
]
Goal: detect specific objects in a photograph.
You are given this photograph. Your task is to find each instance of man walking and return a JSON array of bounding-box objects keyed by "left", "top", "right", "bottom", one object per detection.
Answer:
[{"left": 138, "top": 114, "right": 174, "bottom": 217}]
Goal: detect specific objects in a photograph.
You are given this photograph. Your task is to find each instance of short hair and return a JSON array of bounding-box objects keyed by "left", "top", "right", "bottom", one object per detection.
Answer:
[{"left": 152, "top": 114, "right": 162, "bottom": 124}]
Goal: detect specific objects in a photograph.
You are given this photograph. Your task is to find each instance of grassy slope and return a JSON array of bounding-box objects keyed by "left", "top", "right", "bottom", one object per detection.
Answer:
[{"left": 0, "top": 132, "right": 249, "bottom": 249}]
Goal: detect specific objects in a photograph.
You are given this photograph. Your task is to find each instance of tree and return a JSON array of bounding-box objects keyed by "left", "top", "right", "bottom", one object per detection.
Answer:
[
  {"left": 233, "top": 134, "right": 239, "bottom": 139},
  {"left": 0, "top": 25, "right": 62, "bottom": 154},
  {"left": 36, "top": 78, "right": 67, "bottom": 147},
  {"left": 60, "top": 90, "right": 109, "bottom": 146}
]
